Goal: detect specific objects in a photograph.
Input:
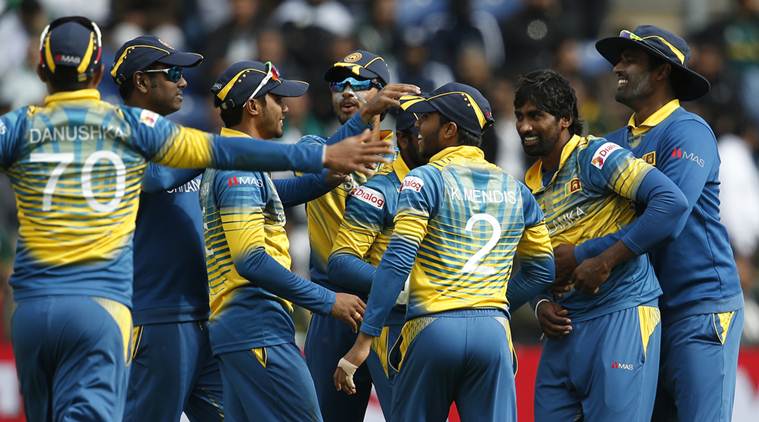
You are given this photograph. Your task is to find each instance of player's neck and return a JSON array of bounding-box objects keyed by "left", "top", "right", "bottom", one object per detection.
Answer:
[
  {"left": 542, "top": 132, "right": 572, "bottom": 173},
  {"left": 230, "top": 120, "right": 263, "bottom": 139},
  {"left": 630, "top": 92, "right": 676, "bottom": 126}
]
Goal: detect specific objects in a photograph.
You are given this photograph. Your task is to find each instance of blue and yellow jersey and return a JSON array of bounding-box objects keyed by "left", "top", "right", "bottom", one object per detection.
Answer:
[
  {"left": 200, "top": 128, "right": 297, "bottom": 353},
  {"left": 361, "top": 146, "right": 554, "bottom": 335},
  {"left": 299, "top": 128, "right": 394, "bottom": 291},
  {"left": 524, "top": 134, "right": 661, "bottom": 321},
  {"left": 329, "top": 155, "right": 411, "bottom": 323},
  {"left": 0, "top": 89, "right": 256, "bottom": 306},
  {"left": 600, "top": 101, "right": 742, "bottom": 320}
]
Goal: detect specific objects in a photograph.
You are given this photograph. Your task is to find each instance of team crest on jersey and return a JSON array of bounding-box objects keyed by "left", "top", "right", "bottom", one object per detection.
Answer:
[
  {"left": 568, "top": 178, "right": 582, "bottom": 193},
  {"left": 401, "top": 176, "right": 424, "bottom": 192},
  {"left": 643, "top": 151, "right": 656, "bottom": 165},
  {"left": 139, "top": 109, "right": 159, "bottom": 127},
  {"left": 591, "top": 142, "right": 621, "bottom": 169},
  {"left": 351, "top": 186, "right": 385, "bottom": 209}
]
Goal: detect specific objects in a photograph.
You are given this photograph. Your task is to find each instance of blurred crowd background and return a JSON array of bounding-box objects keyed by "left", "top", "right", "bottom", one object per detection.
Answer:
[{"left": 1, "top": 0, "right": 759, "bottom": 345}]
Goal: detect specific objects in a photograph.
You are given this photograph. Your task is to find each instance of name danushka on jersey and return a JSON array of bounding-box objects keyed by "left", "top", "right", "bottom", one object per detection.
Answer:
[{"left": 28, "top": 125, "right": 127, "bottom": 144}]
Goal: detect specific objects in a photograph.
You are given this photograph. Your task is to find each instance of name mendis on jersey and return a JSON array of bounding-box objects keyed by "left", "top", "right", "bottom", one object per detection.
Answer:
[
  {"left": 29, "top": 125, "right": 127, "bottom": 144},
  {"left": 448, "top": 186, "right": 518, "bottom": 204}
]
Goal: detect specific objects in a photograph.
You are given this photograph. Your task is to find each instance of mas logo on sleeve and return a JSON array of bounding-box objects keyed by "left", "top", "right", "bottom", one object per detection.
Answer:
[
  {"left": 139, "top": 109, "right": 159, "bottom": 128},
  {"left": 351, "top": 186, "right": 385, "bottom": 208},
  {"left": 401, "top": 176, "right": 424, "bottom": 192},
  {"left": 591, "top": 142, "right": 622, "bottom": 169}
]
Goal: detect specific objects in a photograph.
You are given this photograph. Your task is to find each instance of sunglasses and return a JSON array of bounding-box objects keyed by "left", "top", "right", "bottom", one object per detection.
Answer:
[
  {"left": 142, "top": 66, "right": 184, "bottom": 83},
  {"left": 248, "top": 61, "right": 281, "bottom": 101},
  {"left": 329, "top": 77, "right": 380, "bottom": 93}
]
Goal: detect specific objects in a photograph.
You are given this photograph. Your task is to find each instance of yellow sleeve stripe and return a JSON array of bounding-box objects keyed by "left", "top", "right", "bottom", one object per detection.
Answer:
[
  {"left": 516, "top": 223, "right": 554, "bottom": 258},
  {"left": 220, "top": 211, "right": 265, "bottom": 259},
  {"left": 330, "top": 221, "right": 380, "bottom": 258},
  {"left": 393, "top": 213, "right": 428, "bottom": 245},
  {"left": 154, "top": 127, "right": 214, "bottom": 169},
  {"left": 610, "top": 158, "right": 652, "bottom": 199}
]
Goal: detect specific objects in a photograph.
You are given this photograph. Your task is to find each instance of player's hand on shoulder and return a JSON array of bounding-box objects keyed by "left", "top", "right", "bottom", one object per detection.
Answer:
[
  {"left": 536, "top": 300, "right": 572, "bottom": 338},
  {"left": 331, "top": 292, "right": 366, "bottom": 332},
  {"left": 359, "top": 83, "right": 421, "bottom": 123},
  {"left": 325, "top": 170, "right": 351, "bottom": 188},
  {"left": 324, "top": 130, "right": 393, "bottom": 176}
]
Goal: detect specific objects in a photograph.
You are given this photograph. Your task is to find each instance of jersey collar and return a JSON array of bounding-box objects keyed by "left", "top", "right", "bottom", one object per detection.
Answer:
[
  {"left": 220, "top": 127, "right": 252, "bottom": 138},
  {"left": 428, "top": 145, "right": 485, "bottom": 163},
  {"left": 524, "top": 134, "right": 583, "bottom": 193},
  {"left": 392, "top": 154, "right": 411, "bottom": 180},
  {"left": 627, "top": 99, "right": 680, "bottom": 136},
  {"left": 44, "top": 89, "right": 101, "bottom": 106}
]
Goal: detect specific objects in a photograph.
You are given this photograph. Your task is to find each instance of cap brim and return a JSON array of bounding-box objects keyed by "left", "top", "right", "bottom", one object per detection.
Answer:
[
  {"left": 269, "top": 79, "right": 309, "bottom": 97},
  {"left": 596, "top": 37, "right": 710, "bottom": 101},
  {"left": 157, "top": 51, "right": 204, "bottom": 68},
  {"left": 324, "top": 66, "right": 377, "bottom": 83},
  {"left": 399, "top": 95, "right": 437, "bottom": 114}
]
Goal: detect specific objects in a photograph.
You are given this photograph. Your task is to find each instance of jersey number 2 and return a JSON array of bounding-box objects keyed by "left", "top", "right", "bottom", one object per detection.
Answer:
[{"left": 462, "top": 213, "right": 501, "bottom": 276}]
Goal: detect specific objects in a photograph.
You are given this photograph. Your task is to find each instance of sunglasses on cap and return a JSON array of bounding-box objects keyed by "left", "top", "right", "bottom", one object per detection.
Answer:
[
  {"left": 141, "top": 66, "right": 184, "bottom": 83},
  {"left": 329, "top": 77, "right": 381, "bottom": 93},
  {"left": 248, "top": 61, "right": 281, "bottom": 101}
]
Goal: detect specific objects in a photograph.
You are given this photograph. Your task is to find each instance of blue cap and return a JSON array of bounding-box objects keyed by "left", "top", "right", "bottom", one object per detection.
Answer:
[
  {"left": 596, "top": 25, "right": 710, "bottom": 101},
  {"left": 211, "top": 61, "right": 309, "bottom": 110},
  {"left": 110, "top": 35, "right": 203, "bottom": 85},
  {"left": 39, "top": 16, "right": 103, "bottom": 80},
  {"left": 399, "top": 82, "right": 494, "bottom": 136},
  {"left": 324, "top": 50, "right": 390, "bottom": 86},
  {"left": 395, "top": 109, "right": 418, "bottom": 132}
]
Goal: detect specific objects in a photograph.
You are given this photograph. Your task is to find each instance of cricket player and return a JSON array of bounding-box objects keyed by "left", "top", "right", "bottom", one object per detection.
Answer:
[
  {"left": 335, "top": 82, "right": 555, "bottom": 422},
  {"left": 513, "top": 69, "right": 688, "bottom": 421},
  {"left": 201, "top": 60, "right": 369, "bottom": 421},
  {"left": 556, "top": 25, "right": 745, "bottom": 421},
  {"left": 2, "top": 17, "right": 390, "bottom": 421},
  {"left": 327, "top": 109, "right": 423, "bottom": 416},
  {"left": 114, "top": 35, "right": 342, "bottom": 422},
  {"left": 300, "top": 49, "right": 421, "bottom": 421}
]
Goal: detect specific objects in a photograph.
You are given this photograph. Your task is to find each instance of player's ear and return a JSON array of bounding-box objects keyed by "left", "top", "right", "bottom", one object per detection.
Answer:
[
  {"left": 37, "top": 64, "right": 49, "bottom": 83},
  {"left": 654, "top": 62, "right": 672, "bottom": 82},
  {"left": 443, "top": 121, "right": 458, "bottom": 141},
  {"left": 560, "top": 116, "right": 571, "bottom": 130},
  {"left": 91, "top": 63, "right": 104, "bottom": 88},
  {"left": 245, "top": 99, "right": 260, "bottom": 117},
  {"left": 134, "top": 72, "right": 150, "bottom": 94}
]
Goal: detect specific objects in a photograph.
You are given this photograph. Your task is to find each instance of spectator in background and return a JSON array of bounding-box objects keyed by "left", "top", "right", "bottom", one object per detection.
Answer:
[
  {"left": 429, "top": 0, "right": 504, "bottom": 69},
  {"left": 488, "top": 77, "right": 527, "bottom": 178},
  {"left": 697, "top": 0, "right": 759, "bottom": 123},
  {"left": 0, "top": 0, "right": 46, "bottom": 107},
  {"left": 356, "top": 0, "right": 400, "bottom": 60},
  {"left": 455, "top": 45, "right": 499, "bottom": 162},
  {"left": 396, "top": 27, "right": 454, "bottom": 94},
  {"left": 499, "top": 0, "right": 570, "bottom": 78},
  {"left": 202, "top": 0, "right": 264, "bottom": 91},
  {"left": 718, "top": 117, "right": 759, "bottom": 343},
  {"left": 110, "top": 0, "right": 187, "bottom": 52}
]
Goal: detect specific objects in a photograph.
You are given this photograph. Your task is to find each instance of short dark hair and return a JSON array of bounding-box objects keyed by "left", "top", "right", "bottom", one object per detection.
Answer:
[
  {"left": 219, "top": 97, "right": 265, "bottom": 128},
  {"left": 46, "top": 67, "right": 92, "bottom": 92},
  {"left": 440, "top": 115, "right": 482, "bottom": 146},
  {"left": 514, "top": 69, "right": 584, "bottom": 136},
  {"left": 118, "top": 78, "right": 135, "bottom": 101}
]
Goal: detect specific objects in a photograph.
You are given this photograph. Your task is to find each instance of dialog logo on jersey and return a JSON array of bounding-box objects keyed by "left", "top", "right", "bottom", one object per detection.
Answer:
[
  {"left": 139, "top": 109, "right": 159, "bottom": 128},
  {"left": 671, "top": 147, "right": 704, "bottom": 167},
  {"left": 401, "top": 176, "right": 424, "bottom": 192},
  {"left": 227, "top": 176, "right": 263, "bottom": 187},
  {"left": 351, "top": 186, "right": 385, "bottom": 209},
  {"left": 591, "top": 142, "right": 622, "bottom": 169}
]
